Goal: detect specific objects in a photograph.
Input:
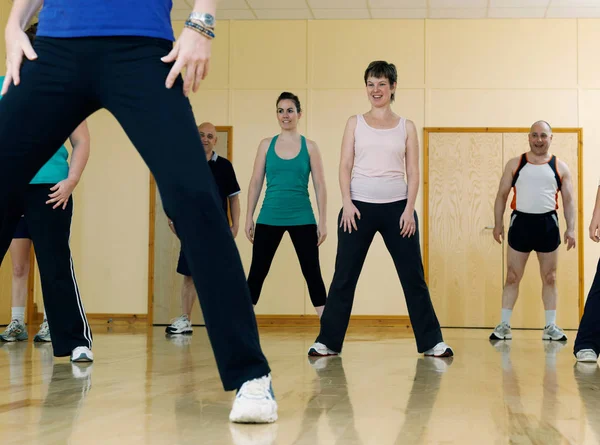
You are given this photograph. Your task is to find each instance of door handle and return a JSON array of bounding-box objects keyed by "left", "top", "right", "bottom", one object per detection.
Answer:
[{"left": 484, "top": 226, "right": 494, "bottom": 230}]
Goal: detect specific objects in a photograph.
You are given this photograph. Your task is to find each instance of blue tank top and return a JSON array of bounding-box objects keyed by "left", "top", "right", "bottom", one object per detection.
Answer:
[
  {"left": 257, "top": 135, "right": 316, "bottom": 226},
  {"left": 37, "top": 0, "right": 175, "bottom": 41}
]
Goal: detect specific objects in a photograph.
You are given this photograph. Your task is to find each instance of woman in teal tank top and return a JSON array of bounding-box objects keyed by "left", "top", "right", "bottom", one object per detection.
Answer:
[
  {"left": 245, "top": 92, "right": 328, "bottom": 316},
  {"left": 0, "top": 23, "right": 94, "bottom": 360}
]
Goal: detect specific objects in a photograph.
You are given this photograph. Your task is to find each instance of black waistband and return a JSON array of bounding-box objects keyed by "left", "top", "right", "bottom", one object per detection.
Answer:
[{"left": 512, "top": 210, "right": 557, "bottom": 217}]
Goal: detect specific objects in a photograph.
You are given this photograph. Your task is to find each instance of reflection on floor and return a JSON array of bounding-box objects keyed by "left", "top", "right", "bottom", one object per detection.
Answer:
[{"left": 0, "top": 326, "right": 598, "bottom": 444}]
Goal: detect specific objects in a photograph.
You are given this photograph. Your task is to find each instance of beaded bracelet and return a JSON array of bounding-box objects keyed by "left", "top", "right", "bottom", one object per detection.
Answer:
[{"left": 185, "top": 20, "right": 216, "bottom": 39}]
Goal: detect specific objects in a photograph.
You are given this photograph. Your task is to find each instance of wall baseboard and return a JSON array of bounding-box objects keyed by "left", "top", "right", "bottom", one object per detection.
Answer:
[
  {"left": 32, "top": 313, "right": 410, "bottom": 328},
  {"left": 255, "top": 314, "right": 412, "bottom": 328},
  {"left": 35, "top": 312, "right": 147, "bottom": 325}
]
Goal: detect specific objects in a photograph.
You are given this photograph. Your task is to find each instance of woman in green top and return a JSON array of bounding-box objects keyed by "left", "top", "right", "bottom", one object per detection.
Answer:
[
  {"left": 246, "top": 92, "right": 328, "bottom": 316},
  {"left": 0, "top": 23, "right": 93, "bottom": 362}
]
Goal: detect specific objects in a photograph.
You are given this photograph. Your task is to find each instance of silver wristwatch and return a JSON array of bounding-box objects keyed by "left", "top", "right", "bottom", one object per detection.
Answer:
[{"left": 189, "top": 12, "right": 216, "bottom": 28}]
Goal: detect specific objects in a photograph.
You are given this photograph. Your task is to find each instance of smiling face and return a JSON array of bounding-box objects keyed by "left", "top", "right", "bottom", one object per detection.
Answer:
[
  {"left": 528, "top": 121, "right": 553, "bottom": 156},
  {"left": 276, "top": 99, "right": 301, "bottom": 131},
  {"left": 199, "top": 122, "right": 218, "bottom": 155},
  {"left": 365, "top": 76, "right": 396, "bottom": 108}
]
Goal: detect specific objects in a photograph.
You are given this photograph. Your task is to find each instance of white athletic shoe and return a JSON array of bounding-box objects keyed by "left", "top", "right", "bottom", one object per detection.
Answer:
[
  {"left": 0, "top": 319, "right": 28, "bottom": 342},
  {"left": 229, "top": 374, "right": 278, "bottom": 424},
  {"left": 71, "top": 346, "right": 94, "bottom": 362},
  {"left": 307, "top": 342, "right": 339, "bottom": 357},
  {"left": 490, "top": 322, "right": 512, "bottom": 340},
  {"left": 576, "top": 349, "right": 598, "bottom": 363},
  {"left": 165, "top": 314, "right": 193, "bottom": 335},
  {"left": 424, "top": 341, "right": 454, "bottom": 357},
  {"left": 34, "top": 319, "right": 51, "bottom": 342},
  {"left": 542, "top": 323, "right": 567, "bottom": 341}
]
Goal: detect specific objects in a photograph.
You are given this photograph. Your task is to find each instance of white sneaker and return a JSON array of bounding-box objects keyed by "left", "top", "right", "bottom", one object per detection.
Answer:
[
  {"left": 542, "top": 323, "right": 567, "bottom": 341},
  {"left": 307, "top": 342, "right": 339, "bottom": 357},
  {"left": 229, "top": 374, "right": 278, "bottom": 424},
  {"left": 576, "top": 349, "right": 598, "bottom": 363},
  {"left": 165, "top": 314, "right": 193, "bottom": 335},
  {"left": 490, "top": 322, "right": 512, "bottom": 340},
  {"left": 424, "top": 341, "right": 454, "bottom": 357},
  {"left": 71, "top": 346, "right": 94, "bottom": 362},
  {"left": 34, "top": 319, "right": 51, "bottom": 342},
  {"left": 0, "top": 319, "right": 28, "bottom": 342}
]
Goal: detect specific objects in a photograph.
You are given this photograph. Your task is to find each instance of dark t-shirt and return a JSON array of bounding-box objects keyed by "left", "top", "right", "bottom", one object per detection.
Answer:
[{"left": 208, "top": 152, "right": 240, "bottom": 216}]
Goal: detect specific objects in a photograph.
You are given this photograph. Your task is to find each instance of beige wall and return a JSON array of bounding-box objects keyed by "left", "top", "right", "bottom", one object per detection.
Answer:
[{"left": 2, "top": 17, "right": 600, "bottom": 317}]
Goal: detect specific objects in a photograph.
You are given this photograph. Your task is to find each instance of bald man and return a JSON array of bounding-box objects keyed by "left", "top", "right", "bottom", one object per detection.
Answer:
[
  {"left": 166, "top": 122, "right": 241, "bottom": 335},
  {"left": 490, "top": 120, "right": 576, "bottom": 342}
]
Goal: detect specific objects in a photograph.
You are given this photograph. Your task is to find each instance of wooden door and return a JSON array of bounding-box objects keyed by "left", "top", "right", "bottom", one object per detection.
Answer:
[
  {"left": 0, "top": 257, "right": 13, "bottom": 325},
  {"left": 427, "top": 132, "right": 504, "bottom": 327},
  {"left": 427, "top": 129, "right": 581, "bottom": 329},
  {"left": 502, "top": 132, "right": 579, "bottom": 329}
]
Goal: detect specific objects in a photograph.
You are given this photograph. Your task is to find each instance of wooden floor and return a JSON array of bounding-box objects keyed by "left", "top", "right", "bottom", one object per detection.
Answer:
[{"left": 0, "top": 325, "right": 599, "bottom": 444}]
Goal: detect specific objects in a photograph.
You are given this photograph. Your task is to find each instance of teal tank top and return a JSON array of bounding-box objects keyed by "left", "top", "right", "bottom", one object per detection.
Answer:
[
  {"left": 30, "top": 146, "right": 70, "bottom": 184},
  {"left": 257, "top": 135, "right": 316, "bottom": 226}
]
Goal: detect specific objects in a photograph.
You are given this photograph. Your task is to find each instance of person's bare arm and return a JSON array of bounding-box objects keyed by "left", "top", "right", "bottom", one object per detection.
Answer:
[
  {"left": 493, "top": 157, "right": 519, "bottom": 244},
  {"left": 399, "top": 119, "right": 419, "bottom": 238},
  {"left": 245, "top": 138, "right": 269, "bottom": 243},
  {"left": 557, "top": 159, "right": 576, "bottom": 250},
  {"left": 2, "top": 0, "right": 43, "bottom": 94},
  {"left": 308, "top": 139, "right": 327, "bottom": 246},
  {"left": 162, "top": 0, "right": 216, "bottom": 96},
  {"left": 589, "top": 181, "right": 600, "bottom": 243},
  {"left": 339, "top": 116, "right": 360, "bottom": 233},
  {"left": 46, "top": 121, "right": 91, "bottom": 209},
  {"left": 229, "top": 194, "right": 240, "bottom": 239}
]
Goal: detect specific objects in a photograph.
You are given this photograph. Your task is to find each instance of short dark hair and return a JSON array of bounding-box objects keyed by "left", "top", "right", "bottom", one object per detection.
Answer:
[
  {"left": 25, "top": 22, "right": 38, "bottom": 44},
  {"left": 364, "top": 61, "right": 398, "bottom": 102},
  {"left": 276, "top": 92, "right": 301, "bottom": 113}
]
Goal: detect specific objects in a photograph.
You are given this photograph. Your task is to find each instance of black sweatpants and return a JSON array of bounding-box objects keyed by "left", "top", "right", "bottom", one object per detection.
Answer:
[
  {"left": 24, "top": 185, "right": 91, "bottom": 356},
  {"left": 0, "top": 36, "right": 269, "bottom": 391},
  {"left": 247, "top": 223, "right": 327, "bottom": 307},
  {"left": 574, "top": 258, "right": 600, "bottom": 356},
  {"left": 316, "top": 200, "right": 443, "bottom": 353}
]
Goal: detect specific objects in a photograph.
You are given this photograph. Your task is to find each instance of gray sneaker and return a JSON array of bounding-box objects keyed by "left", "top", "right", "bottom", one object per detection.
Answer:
[
  {"left": 165, "top": 314, "right": 193, "bottom": 335},
  {"left": 34, "top": 319, "right": 51, "bottom": 342},
  {"left": 0, "top": 320, "right": 28, "bottom": 342},
  {"left": 490, "top": 322, "right": 512, "bottom": 340},
  {"left": 542, "top": 323, "right": 567, "bottom": 341}
]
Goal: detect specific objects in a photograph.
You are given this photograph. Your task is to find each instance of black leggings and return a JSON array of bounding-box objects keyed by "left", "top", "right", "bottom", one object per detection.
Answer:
[
  {"left": 0, "top": 36, "right": 268, "bottom": 391},
  {"left": 247, "top": 223, "right": 327, "bottom": 307},
  {"left": 317, "top": 200, "right": 443, "bottom": 353}
]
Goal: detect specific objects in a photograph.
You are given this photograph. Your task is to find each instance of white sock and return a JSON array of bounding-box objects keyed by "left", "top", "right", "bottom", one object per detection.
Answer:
[
  {"left": 43, "top": 309, "right": 47, "bottom": 321},
  {"left": 545, "top": 310, "right": 556, "bottom": 327},
  {"left": 11, "top": 307, "right": 25, "bottom": 324},
  {"left": 501, "top": 309, "right": 512, "bottom": 325}
]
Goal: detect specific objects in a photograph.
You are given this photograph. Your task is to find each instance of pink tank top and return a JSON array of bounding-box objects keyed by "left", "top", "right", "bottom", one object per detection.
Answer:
[{"left": 350, "top": 114, "right": 408, "bottom": 203}]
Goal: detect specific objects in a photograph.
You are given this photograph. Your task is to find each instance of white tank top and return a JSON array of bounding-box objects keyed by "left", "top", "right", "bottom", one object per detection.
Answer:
[
  {"left": 511, "top": 153, "right": 562, "bottom": 214},
  {"left": 350, "top": 114, "right": 409, "bottom": 203}
]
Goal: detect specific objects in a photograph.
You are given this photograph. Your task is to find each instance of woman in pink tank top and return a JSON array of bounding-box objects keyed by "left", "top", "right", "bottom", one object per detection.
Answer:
[{"left": 308, "top": 61, "right": 453, "bottom": 359}]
